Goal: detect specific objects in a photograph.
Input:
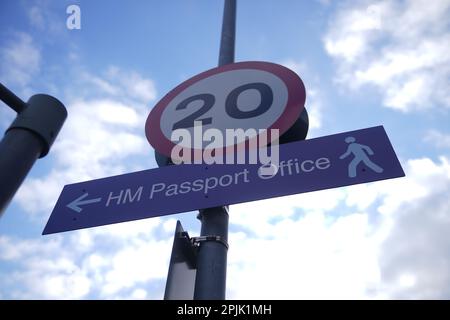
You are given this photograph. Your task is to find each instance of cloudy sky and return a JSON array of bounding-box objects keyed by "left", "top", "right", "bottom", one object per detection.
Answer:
[{"left": 1, "top": 0, "right": 450, "bottom": 299}]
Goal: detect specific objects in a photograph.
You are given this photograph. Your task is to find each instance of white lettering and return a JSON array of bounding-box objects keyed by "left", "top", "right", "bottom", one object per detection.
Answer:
[
  {"left": 203, "top": 128, "right": 223, "bottom": 164},
  {"left": 147, "top": 169, "right": 251, "bottom": 199},
  {"left": 66, "top": 5, "right": 81, "bottom": 30},
  {"left": 258, "top": 157, "right": 332, "bottom": 179},
  {"left": 225, "top": 128, "right": 258, "bottom": 164},
  {"left": 123, "top": 186, "right": 143, "bottom": 203},
  {"left": 106, "top": 190, "right": 123, "bottom": 206},
  {"left": 171, "top": 129, "right": 191, "bottom": 165},
  {"left": 193, "top": 121, "right": 203, "bottom": 164},
  {"left": 204, "top": 177, "right": 218, "bottom": 194},
  {"left": 258, "top": 129, "right": 279, "bottom": 170},
  {"left": 219, "top": 174, "right": 233, "bottom": 187},
  {"left": 234, "top": 168, "right": 250, "bottom": 183},
  {"left": 192, "top": 179, "right": 204, "bottom": 192},
  {"left": 179, "top": 181, "right": 191, "bottom": 194},
  {"left": 165, "top": 184, "right": 178, "bottom": 196},
  {"left": 300, "top": 159, "right": 315, "bottom": 172},
  {"left": 150, "top": 183, "right": 166, "bottom": 199},
  {"left": 316, "top": 157, "right": 331, "bottom": 170},
  {"left": 106, "top": 187, "right": 143, "bottom": 206},
  {"left": 169, "top": 121, "right": 279, "bottom": 166}
]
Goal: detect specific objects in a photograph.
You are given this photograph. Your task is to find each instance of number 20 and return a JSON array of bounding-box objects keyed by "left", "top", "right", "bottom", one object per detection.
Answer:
[{"left": 172, "top": 82, "right": 273, "bottom": 130}]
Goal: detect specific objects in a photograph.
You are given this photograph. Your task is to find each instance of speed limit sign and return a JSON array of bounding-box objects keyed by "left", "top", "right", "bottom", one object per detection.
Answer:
[{"left": 145, "top": 61, "right": 306, "bottom": 159}]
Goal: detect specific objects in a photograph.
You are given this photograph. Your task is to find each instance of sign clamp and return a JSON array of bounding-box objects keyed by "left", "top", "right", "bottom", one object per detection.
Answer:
[{"left": 191, "top": 235, "right": 229, "bottom": 250}]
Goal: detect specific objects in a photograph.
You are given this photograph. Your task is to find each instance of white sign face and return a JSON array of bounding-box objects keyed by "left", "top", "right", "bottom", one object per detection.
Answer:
[
  {"left": 146, "top": 61, "right": 306, "bottom": 158},
  {"left": 159, "top": 69, "right": 288, "bottom": 148}
]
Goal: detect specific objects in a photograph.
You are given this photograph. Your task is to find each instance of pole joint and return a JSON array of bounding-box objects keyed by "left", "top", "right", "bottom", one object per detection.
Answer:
[{"left": 6, "top": 94, "right": 67, "bottom": 158}]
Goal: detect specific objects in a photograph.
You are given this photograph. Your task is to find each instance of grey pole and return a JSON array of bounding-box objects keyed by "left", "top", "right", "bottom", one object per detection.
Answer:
[
  {"left": 0, "top": 83, "right": 67, "bottom": 216},
  {"left": 218, "top": 0, "right": 236, "bottom": 67},
  {"left": 193, "top": 0, "right": 236, "bottom": 300}
]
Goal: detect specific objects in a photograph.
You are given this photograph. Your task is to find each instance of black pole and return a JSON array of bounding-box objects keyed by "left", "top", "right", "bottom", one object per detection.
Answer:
[
  {"left": 193, "top": 0, "right": 236, "bottom": 300},
  {"left": 0, "top": 84, "right": 67, "bottom": 216}
]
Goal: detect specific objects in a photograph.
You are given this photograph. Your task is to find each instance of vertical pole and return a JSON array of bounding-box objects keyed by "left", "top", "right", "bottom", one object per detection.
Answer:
[
  {"left": 0, "top": 84, "right": 67, "bottom": 216},
  {"left": 0, "top": 129, "right": 44, "bottom": 216},
  {"left": 218, "top": 0, "right": 236, "bottom": 67},
  {"left": 193, "top": 0, "right": 236, "bottom": 300}
]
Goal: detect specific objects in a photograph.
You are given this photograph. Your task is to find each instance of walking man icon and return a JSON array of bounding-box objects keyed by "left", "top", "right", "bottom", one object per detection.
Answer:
[{"left": 339, "top": 136, "right": 384, "bottom": 178}]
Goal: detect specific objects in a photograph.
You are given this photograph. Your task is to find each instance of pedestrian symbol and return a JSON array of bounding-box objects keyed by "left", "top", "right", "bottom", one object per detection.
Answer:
[{"left": 339, "top": 136, "right": 384, "bottom": 178}]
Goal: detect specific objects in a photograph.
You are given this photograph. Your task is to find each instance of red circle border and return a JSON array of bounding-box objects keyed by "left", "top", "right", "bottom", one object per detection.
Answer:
[{"left": 145, "top": 61, "right": 306, "bottom": 158}]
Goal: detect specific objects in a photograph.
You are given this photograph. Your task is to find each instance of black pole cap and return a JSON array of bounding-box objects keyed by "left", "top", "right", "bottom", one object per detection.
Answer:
[{"left": 7, "top": 94, "right": 68, "bottom": 158}]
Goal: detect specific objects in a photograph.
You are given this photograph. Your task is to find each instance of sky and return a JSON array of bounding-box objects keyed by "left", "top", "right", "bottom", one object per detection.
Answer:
[{"left": 1, "top": 0, "right": 450, "bottom": 299}]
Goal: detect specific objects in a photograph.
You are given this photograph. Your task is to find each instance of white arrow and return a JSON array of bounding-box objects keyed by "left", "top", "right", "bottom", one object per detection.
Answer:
[{"left": 67, "top": 193, "right": 102, "bottom": 213}]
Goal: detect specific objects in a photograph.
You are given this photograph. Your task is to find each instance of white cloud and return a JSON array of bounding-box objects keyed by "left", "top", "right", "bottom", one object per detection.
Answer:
[
  {"left": 424, "top": 130, "right": 450, "bottom": 149},
  {"left": 228, "top": 187, "right": 380, "bottom": 299},
  {"left": 280, "top": 60, "right": 324, "bottom": 133},
  {"left": 227, "top": 212, "right": 381, "bottom": 299},
  {"left": 81, "top": 73, "right": 120, "bottom": 96},
  {"left": 375, "top": 157, "right": 450, "bottom": 298},
  {"left": 28, "top": 6, "right": 45, "bottom": 29},
  {"left": 11, "top": 58, "right": 157, "bottom": 217},
  {"left": 230, "top": 188, "right": 346, "bottom": 237},
  {"left": 163, "top": 218, "right": 178, "bottom": 233},
  {"left": 0, "top": 235, "right": 91, "bottom": 299},
  {"left": 109, "top": 218, "right": 164, "bottom": 237},
  {"left": 106, "top": 66, "right": 158, "bottom": 103},
  {"left": 1, "top": 51, "right": 165, "bottom": 298},
  {"left": 125, "top": 73, "right": 158, "bottom": 103},
  {"left": 324, "top": 0, "right": 450, "bottom": 111},
  {"left": 0, "top": 218, "right": 172, "bottom": 299},
  {"left": 227, "top": 155, "right": 450, "bottom": 299},
  {"left": 14, "top": 262, "right": 91, "bottom": 299},
  {"left": 371, "top": 157, "right": 450, "bottom": 217},
  {"left": 101, "top": 238, "right": 170, "bottom": 296},
  {"left": 0, "top": 32, "right": 41, "bottom": 87},
  {"left": 15, "top": 98, "right": 149, "bottom": 215},
  {"left": 0, "top": 235, "right": 63, "bottom": 261},
  {"left": 75, "top": 67, "right": 157, "bottom": 106},
  {"left": 25, "top": 1, "right": 65, "bottom": 34},
  {"left": 130, "top": 288, "right": 148, "bottom": 299},
  {"left": 4, "top": 154, "right": 450, "bottom": 299}
]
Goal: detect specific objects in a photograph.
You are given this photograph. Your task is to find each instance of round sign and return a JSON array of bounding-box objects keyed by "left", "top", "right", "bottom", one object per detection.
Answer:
[{"left": 145, "top": 61, "right": 306, "bottom": 161}]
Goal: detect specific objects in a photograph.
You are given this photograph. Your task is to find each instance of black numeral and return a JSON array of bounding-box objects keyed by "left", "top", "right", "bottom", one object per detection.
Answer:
[
  {"left": 172, "top": 93, "right": 215, "bottom": 130},
  {"left": 172, "top": 82, "right": 273, "bottom": 130},
  {"left": 225, "top": 82, "right": 273, "bottom": 119}
]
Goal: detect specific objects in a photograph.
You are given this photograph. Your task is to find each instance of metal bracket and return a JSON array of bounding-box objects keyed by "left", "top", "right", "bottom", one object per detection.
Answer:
[{"left": 191, "top": 235, "right": 229, "bottom": 250}]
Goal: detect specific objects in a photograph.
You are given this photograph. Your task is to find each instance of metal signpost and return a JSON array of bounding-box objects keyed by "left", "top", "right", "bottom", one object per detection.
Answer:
[{"left": 41, "top": 0, "right": 406, "bottom": 301}]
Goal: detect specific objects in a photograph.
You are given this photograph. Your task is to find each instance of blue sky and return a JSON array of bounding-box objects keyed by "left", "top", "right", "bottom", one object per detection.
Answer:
[{"left": 1, "top": 0, "right": 450, "bottom": 299}]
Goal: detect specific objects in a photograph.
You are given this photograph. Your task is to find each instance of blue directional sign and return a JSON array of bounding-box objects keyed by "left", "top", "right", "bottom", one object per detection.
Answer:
[{"left": 43, "top": 126, "right": 404, "bottom": 235}]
